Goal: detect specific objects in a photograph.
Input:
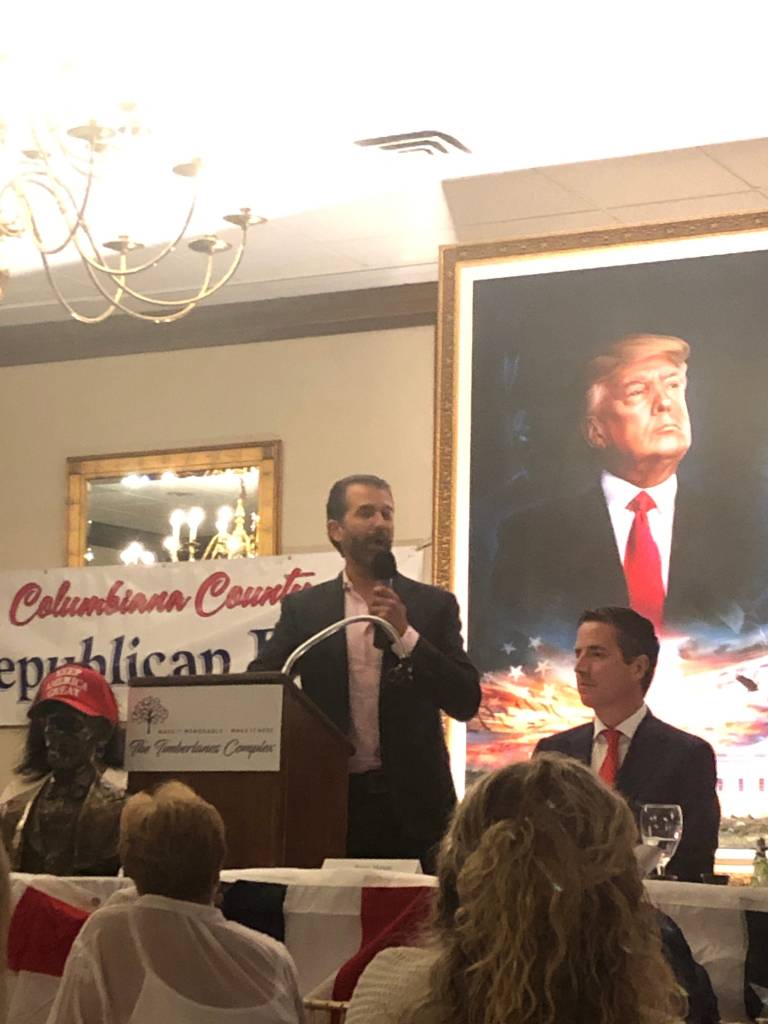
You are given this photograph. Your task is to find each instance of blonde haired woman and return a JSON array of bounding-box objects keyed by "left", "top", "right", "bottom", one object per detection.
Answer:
[
  {"left": 347, "top": 754, "right": 683, "bottom": 1024},
  {"left": 47, "top": 781, "right": 304, "bottom": 1024}
]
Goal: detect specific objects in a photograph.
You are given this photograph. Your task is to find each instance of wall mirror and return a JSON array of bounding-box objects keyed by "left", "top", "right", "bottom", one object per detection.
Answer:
[{"left": 67, "top": 442, "right": 281, "bottom": 567}]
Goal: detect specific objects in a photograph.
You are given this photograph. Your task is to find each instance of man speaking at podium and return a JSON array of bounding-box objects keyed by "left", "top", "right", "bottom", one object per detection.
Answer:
[{"left": 249, "top": 474, "right": 480, "bottom": 870}]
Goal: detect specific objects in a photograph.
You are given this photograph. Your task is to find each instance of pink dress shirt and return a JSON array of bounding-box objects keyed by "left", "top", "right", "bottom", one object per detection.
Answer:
[{"left": 343, "top": 574, "right": 418, "bottom": 773}]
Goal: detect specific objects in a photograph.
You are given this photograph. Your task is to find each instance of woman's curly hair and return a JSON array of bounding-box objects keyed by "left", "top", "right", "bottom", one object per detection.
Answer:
[{"left": 404, "top": 754, "right": 684, "bottom": 1024}]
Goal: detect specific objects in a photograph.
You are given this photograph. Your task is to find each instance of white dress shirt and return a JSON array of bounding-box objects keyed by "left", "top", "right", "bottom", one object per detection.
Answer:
[
  {"left": 343, "top": 573, "right": 419, "bottom": 774},
  {"left": 591, "top": 703, "right": 648, "bottom": 775},
  {"left": 600, "top": 471, "right": 677, "bottom": 591}
]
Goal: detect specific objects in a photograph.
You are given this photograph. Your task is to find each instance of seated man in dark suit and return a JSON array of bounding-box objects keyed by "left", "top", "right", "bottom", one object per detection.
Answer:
[{"left": 535, "top": 606, "right": 720, "bottom": 882}]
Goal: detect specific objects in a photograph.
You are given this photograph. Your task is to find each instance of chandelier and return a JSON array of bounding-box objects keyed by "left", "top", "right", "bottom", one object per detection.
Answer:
[
  {"left": 162, "top": 493, "right": 261, "bottom": 563},
  {"left": 116, "top": 469, "right": 261, "bottom": 565},
  {"left": 0, "top": 107, "right": 265, "bottom": 324}
]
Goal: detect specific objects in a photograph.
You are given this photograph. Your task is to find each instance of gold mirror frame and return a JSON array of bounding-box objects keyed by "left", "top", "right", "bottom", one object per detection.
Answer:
[{"left": 66, "top": 441, "right": 281, "bottom": 567}]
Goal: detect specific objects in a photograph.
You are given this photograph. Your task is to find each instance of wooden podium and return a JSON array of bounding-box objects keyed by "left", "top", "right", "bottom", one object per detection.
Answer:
[{"left": 126, "top": 673, "right": 353, "bottom": 869}]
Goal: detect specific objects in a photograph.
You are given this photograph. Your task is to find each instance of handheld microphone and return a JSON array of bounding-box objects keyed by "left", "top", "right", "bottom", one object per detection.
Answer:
[
  {"left": 372, "top": 550, "right": 398, "bottom": 649},
  {"left": 372, "top": 549, "right": 397, "bottom": 588}
]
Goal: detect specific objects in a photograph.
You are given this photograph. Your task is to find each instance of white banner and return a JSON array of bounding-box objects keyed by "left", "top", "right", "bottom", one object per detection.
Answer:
[{"left": 0, "top": 546, "right": 425, "bottom": 726}]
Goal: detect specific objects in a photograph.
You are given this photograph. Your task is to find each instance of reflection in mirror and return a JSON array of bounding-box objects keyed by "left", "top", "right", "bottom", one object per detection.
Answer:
[{"left": 67, "top": 443, "right": 280, "bottom": 567}]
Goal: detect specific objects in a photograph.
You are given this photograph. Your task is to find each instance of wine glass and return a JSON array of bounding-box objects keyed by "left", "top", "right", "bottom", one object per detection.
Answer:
[{"left": 639, "top": 804, "right": 683, "bottom": 878}]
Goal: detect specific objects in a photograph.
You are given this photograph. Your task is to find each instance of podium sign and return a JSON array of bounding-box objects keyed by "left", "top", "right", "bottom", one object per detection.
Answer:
[
  {"left": 127, "top": 673, "right": 353, "bottom": 867},
  {"left": 126, "top": 683, "right": 282, "bottom": 772}
]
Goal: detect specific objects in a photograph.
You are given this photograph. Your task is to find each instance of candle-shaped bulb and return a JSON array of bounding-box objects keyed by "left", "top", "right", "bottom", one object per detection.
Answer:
[
  {"left": 187, "top": 506, "right": 205, "bottom": 543},
  {"left": 169, "top": 508, "right": 186, "bottom": 542}
]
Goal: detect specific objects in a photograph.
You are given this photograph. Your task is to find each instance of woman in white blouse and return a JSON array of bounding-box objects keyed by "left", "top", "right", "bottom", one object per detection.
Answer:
[
  {"left": 346, "top": 754, "right": 684, "bottom": 1024},
  {"left": 47, "top": 781, "right": 304, "bottom": 1024}
]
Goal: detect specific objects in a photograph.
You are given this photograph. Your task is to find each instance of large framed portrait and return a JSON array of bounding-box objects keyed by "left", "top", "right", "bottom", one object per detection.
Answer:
[{"left": 435, "top": 212, "right": 768, "bottom": 833}]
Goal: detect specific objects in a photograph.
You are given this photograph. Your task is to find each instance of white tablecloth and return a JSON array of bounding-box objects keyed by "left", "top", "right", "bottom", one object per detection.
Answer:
[
  {"left": 647, "top": 879, "right": 768, "bottom": 1023},
  {"left": 6, "top": 870, "right": 764, "bottom": 1023}
]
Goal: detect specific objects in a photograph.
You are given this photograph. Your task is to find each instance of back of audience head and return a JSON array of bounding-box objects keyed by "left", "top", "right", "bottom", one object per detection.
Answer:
[
  {"left": 417, "top": 754, "right": 683, "bottom": 1024},
  {"left": 119, "top": 781, "right": 225, "bottom": 905}
]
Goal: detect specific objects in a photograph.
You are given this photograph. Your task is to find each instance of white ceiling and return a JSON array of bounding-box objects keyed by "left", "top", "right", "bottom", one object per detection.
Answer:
[{"left": 3, "top": 1, "right": 768, "bottom": 328}]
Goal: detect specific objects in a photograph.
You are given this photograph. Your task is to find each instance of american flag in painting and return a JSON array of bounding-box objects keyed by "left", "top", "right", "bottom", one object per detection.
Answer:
[{"left": 468, "top": 632, "right": 768, "bottom": 816}]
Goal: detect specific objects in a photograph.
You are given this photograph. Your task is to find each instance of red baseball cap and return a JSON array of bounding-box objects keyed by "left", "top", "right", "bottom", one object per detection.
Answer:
[{"left": 29, "top": 665, "right": 119, "bottom": 725}]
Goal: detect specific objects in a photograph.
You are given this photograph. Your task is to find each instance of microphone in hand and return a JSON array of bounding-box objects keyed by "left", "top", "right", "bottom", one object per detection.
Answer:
[
  {"left": 371, "top": 550, "right": 398, "bottom": 649},
  {"left": 372, "top": 550, "right": 397, "bottom": 588}
]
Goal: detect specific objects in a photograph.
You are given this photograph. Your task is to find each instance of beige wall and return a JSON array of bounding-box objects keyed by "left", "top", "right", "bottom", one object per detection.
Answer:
[{"left": 0, "top": 324, "right": 436, "bottom": 789}]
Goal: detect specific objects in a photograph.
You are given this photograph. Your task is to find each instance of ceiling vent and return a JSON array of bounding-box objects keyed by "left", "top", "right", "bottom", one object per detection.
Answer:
[{"left": 354, "top": 130, "right": 470, "bottom": 156}]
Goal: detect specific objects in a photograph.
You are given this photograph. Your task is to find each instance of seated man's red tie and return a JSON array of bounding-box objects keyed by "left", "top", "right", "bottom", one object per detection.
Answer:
[{"left": 598, "top": 728, "right": 622, "bottom": 785}]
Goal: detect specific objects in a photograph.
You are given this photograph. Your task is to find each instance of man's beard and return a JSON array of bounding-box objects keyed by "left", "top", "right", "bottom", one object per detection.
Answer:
[{"left": 345, "top": 532, "right": 391, "bottom": 567}]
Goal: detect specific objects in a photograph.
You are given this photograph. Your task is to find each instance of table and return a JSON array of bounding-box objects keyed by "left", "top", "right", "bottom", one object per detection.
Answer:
[
  {"left": 647, "top": 879, "right": 768, "bottom": 1023},
  {"left": 6, "top": 870, "right": 766, "bottom": 1023}
]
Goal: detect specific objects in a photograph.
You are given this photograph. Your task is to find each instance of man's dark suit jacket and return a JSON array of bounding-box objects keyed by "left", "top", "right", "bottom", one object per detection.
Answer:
[
  {"left": 489, "top": 481, "right": 747, "bottom": 658},
  {"left": 248, "top": 573, "right": 481, "bottom": 847},
  {"left": 534, "top": 712, "right": 720, "bottom": 882}
]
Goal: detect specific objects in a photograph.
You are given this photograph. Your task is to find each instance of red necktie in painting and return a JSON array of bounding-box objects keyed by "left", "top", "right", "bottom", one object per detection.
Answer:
[
  {"left": 598, "top": 728, "right": 622, "bottom": 785},
  {"left": 623, "top": 491, "right": 665, "bottom": 630}
]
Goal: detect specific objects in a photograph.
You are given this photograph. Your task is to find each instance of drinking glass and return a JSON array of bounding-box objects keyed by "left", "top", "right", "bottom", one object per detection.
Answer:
[{"left": 639, "top": 804, "right": 683, "bottom": 878}]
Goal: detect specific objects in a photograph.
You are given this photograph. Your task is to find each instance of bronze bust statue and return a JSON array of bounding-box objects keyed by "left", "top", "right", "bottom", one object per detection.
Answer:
[{"left": 0, "top": 665, "right": 125, "bottom": 875}]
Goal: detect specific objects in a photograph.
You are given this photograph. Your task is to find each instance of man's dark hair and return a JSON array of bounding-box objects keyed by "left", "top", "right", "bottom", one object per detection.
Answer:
[
  {"left": 326, "top": 475, "right": 392, "bottom": 553},
  {"left": 578, "top": 606, "right": 659, "bottom": 693},
  {"left": 326, "top": 475, "right": 392, "bottom": 522}
]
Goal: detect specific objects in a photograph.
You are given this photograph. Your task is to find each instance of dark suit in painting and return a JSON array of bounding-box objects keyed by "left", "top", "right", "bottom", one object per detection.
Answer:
[
  {"left": 249, "top": 573, "right": 480, "bottom": 858},
  {"left": 488, "top": 482, "right": 747, "bottom": 658},
  {"left": 534, "top": 712, "right": 720, "bottom": 882}
]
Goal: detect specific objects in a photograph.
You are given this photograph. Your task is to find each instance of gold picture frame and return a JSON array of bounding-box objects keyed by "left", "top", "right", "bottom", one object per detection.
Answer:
[
  {"left": 433, "top": 206, "right": 768, "bottom": 804},
  {"left": 433, "top": 210, "right": 768, "bottom": 592}
]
